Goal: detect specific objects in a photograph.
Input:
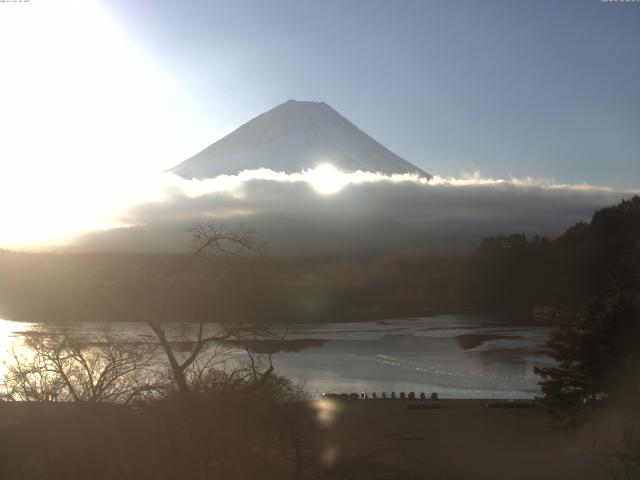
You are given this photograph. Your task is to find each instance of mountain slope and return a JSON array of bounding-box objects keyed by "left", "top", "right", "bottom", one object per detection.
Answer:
[{"left": 169, "top": 100, "right": 430, "bottom": 178}]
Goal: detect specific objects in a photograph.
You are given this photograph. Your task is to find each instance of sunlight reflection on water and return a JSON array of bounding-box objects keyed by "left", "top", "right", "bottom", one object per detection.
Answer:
[
  {"left": 0, "top": 318, "right": 36, "bottom": 383},
  {"left": 0, "top": 315, "right": 553, "bottom": 398}
]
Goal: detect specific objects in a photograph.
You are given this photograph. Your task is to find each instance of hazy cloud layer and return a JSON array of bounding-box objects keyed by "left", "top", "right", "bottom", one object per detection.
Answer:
[{"left": 75, "top": 169, "right": 636, "bottom": 255}]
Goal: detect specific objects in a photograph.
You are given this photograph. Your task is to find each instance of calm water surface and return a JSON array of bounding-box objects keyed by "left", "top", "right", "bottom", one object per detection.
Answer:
[{"left": 0, "top": 314, "right": 553, "bottom": 399}]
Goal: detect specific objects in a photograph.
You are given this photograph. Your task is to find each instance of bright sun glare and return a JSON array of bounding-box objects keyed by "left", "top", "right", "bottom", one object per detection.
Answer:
[
  {"left": 306, "top": 164, "right": 349, "bottom": 195},
  {"left": 0, "top": 1, "right": 204, "bottom": 249}
]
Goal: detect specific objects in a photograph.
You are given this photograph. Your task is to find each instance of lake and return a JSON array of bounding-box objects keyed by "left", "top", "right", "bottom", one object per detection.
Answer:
[{"left": 0, "top": 314, "right": 553, "bottom": 399}]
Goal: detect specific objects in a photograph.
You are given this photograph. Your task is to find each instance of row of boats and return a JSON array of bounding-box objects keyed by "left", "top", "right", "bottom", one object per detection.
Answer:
[
  {"left": 321, "top": 392, "right": 439, "bottom": 401},
  {"left": 321, "top": 393, "right": 537, "bottom": 408}
]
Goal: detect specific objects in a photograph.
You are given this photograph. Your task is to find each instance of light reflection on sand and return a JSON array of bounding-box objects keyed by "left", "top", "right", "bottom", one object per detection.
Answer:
[{"left": 313, "top": 398, "right": 341, "bottom": 428}]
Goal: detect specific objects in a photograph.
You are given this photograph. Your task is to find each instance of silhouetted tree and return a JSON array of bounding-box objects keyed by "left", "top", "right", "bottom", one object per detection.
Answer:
[
  {"left": 146, "top": 223, "right": 276, "bottom": 398},
  {"left": 2, "top": 331, "right": 160, "bottom": 403},
  {"left": 535, "top": 244, "right": 640, "bottom": 429}
]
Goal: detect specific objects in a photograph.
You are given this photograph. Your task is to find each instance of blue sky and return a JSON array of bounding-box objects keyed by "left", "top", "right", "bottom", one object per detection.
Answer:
[
  {"left": 103, "top": 0, "right": 640, "bottom": 188},
  {"left": 0, "top": 0, "right": 638, "bottom": 248}
]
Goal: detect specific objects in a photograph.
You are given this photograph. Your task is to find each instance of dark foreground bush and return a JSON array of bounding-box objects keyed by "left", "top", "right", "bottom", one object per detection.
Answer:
[{"left": 0, "top": 391, "right": 317, "bottom": 480}]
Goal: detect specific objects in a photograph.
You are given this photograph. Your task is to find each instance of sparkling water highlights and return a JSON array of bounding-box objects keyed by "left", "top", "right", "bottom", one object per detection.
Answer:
[{"left": 0, "top": 315, "right": 553, "bottom": 399}]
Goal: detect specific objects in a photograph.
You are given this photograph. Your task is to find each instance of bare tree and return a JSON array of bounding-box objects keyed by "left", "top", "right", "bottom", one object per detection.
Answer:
[
  {"left": 2, "top": 331, "right": 161, "bottom": 403},
  {"left": 146, "top": 222, "right": 275, "bottom": 398}
]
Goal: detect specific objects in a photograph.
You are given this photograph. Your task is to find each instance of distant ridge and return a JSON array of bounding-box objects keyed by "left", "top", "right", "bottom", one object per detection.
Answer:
[{"left": 169, "top": 100, "right": 430, "bottom": 179}]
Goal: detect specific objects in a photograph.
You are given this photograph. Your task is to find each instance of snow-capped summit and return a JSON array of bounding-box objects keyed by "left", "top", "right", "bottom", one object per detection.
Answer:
[{"left": 169, "top": 100, "right": 430, "bottom": 178}]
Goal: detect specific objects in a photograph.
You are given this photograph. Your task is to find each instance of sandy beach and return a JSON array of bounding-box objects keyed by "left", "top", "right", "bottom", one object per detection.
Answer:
[{"left": 310, "top": 399, "right": 599, "bottom": 479}]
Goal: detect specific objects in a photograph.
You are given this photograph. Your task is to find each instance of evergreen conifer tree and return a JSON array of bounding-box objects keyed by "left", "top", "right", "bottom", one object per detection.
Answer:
[{"left": 535, "top": 245, "right": 640, "bottom": 428}]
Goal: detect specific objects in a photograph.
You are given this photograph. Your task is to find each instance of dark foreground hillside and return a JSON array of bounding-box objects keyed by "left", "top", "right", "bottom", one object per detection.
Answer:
[{"left": 0, "top": 399, "right": 602, "bottom": 480}]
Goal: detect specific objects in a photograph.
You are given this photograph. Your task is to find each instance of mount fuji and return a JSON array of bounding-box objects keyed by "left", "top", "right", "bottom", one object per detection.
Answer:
[
  {"left": 169, "top": 100, "right": 430, "bottom": 179},
  {"left": 74, "top": 92, "right": 621, "bottom": 255}
]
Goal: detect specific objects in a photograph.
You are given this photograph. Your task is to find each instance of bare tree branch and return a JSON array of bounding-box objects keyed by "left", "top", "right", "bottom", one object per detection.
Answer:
[{"left": 147, "top": 222, "right": 272, "bottom": 399}]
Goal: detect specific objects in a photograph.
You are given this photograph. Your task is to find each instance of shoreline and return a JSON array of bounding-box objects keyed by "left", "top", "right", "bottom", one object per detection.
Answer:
[{"left": 2, "top": 306, "right": 556, "bottom": 328}]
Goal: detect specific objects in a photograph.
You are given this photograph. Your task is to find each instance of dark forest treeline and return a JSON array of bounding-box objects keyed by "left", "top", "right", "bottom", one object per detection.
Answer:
[
  {"left": 1, "top": 196, "right": 637, "bottom": 324},
  {"left": 464, "top": 195, "right": 640, "bottom": 312},
  {"left": 0, "top": 250, "right": 465, "bottom": 324}
]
